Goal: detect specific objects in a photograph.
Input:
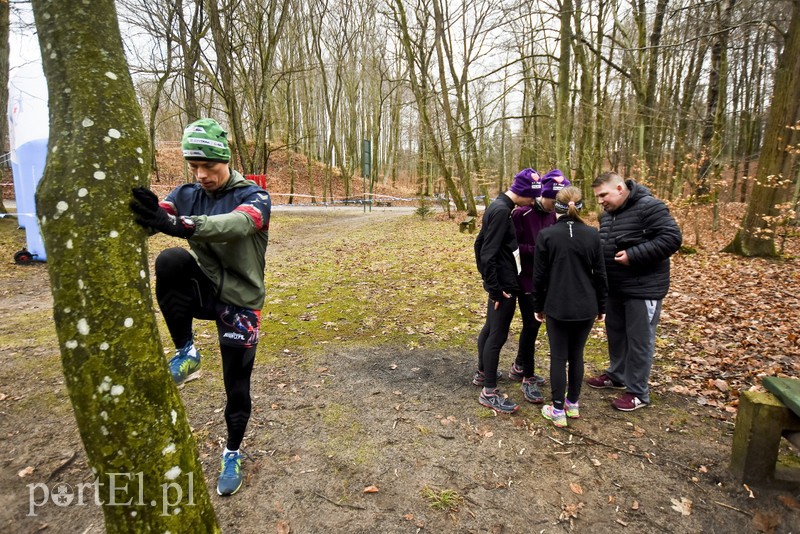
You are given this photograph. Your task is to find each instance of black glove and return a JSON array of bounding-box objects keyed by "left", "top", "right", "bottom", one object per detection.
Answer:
[{"left": 130, "top": 187, "right": 195, "bottom": 238}]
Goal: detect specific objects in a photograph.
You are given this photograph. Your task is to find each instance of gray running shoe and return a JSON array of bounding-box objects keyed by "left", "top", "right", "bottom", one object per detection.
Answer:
[
  {"left": 472, "top": 369, "right": 502, "bottom": 386},
  {"left": 479, "top": 388, "right": 519, "bottom": 414},
  {"left": 521, "top": 377, "right": 544, "bottom": 403}
]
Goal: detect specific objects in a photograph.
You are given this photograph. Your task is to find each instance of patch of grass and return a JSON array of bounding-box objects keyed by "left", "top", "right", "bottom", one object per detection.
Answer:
[
  {"left": 323, "top": 402, "right": 347, "bottom": 425},
  {"left": 319, "top": 403, "right": 378, "bottom": 467},
  {"left": 582, "top": 336, "right": 607, "bottom": 369},
  {"left": 262, "top": 217, "right": 486, "bottom": 361},
  {"left": 421, "top": 486, "right": 463, "bottom": 512},
  {"left": 779, "top": 448, "right": 800, "bottom": 468}
]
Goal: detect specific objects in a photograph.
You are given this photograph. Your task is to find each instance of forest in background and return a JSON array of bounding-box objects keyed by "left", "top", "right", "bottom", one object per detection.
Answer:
[
  {"left": 3, "top": 0, "right": 798, "bottom": 242},
  {"left": 103, "top": 0, "right": 795, "bottom": 212}
]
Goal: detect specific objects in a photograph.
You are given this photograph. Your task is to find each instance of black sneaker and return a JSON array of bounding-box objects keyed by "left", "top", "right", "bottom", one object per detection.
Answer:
[
  {"left": 479, "top": 388, "right": 519, "bottom": 414},
  {"left": 508, "top": 363, "right": 547, "bottom": 385},
  {"left": 472, "top": 369, "right": 502, "bottom": 386}
]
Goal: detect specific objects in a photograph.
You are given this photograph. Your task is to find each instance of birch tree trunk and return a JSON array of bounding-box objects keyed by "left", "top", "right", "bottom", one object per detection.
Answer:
[{"left": 31, "top": 1, "right": 218, "bottom": 530}]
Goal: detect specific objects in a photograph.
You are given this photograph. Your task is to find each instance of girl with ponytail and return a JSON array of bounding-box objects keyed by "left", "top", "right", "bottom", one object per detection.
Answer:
[{"left": 532, "top": 186, "right": 608, "bottom": 427}]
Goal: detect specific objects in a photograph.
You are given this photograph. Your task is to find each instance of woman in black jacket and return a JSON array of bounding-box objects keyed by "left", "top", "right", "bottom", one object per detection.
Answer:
[
  {"left": 533, "top": 186, "right": 608, "bottom": 427},
  {"left": 473, "top": 173, "right": 538, "bottom": 414}
]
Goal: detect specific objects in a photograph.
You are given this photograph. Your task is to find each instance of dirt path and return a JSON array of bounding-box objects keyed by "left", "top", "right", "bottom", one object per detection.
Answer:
[{"left": 1, "top": 211, "right": 798, "bottom": 533}]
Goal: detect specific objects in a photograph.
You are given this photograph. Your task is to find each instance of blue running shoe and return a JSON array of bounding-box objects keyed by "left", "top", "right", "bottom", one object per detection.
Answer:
[
  {"left": 168, "top": 341, "right": 201, "bottom": 385},
  {"left": 217, "top": 451, "right": 243, "bottom": 496}
]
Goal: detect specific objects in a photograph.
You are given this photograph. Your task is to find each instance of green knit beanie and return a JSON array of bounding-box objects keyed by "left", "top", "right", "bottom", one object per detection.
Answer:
[{"left": 181, "top": 118, "right": 231, "bottom": 162}]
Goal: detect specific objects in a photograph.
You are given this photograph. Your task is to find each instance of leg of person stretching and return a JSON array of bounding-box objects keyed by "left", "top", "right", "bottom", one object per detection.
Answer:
[
  {"left": 155, "top": 247, "right": 217, "bottom": 346},
  {"left": 221, "top": 345, "right": 256, "bottom": 450}
]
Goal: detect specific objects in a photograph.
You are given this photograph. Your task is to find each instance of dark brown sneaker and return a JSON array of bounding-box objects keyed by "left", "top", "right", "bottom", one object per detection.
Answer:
[
  {"left": 586, "top": 373, "right": 625, "bottom": 390},
  {"left": 611, "top": 393, "right": 649, "bottom": 411}
]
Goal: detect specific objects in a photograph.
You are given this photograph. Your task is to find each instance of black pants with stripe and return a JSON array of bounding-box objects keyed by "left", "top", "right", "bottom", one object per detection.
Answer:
[{"left": 155, "top": 247, "right": 257, "bottom": 450}]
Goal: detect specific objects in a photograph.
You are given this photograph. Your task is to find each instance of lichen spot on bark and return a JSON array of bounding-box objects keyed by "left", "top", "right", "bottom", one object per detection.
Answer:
[
  {"left": 164, "top": 466, "right": 181, "bottom": 480},
  {"left": 77, "top": 318, "right": 90, "bottom": 335},
  {"left": 98, "top": 376, "right": 112, "bottom": 393}
]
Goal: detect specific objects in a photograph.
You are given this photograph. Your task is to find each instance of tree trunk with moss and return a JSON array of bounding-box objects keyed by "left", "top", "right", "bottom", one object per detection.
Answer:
[
  {"left": 0, "top": 0, "right": 8, "bottom": 215},
  {"left": 724, "top": 0, "right": 800, "bottom": 257},
  {"left": 31, "top": 1, "right": 218, "bottom": 531}
]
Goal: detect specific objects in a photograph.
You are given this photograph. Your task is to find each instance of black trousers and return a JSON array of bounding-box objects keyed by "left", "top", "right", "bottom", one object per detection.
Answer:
[
  {"left": 155, "top": 247, "right": 257, "bottom": 450},
  {"left": 546, "top": 317, "right": 594, "bottom": 410},
  {"left": 476, "top": 295, "right": 517, "bottom": 389},
  {"left": 513, "top": 293, "right": 543, "bottom": 377}
]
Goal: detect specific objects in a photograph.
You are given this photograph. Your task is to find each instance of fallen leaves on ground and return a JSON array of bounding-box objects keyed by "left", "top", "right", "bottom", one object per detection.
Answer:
[
  {"left": 778, "top": 494, "right": 800, "bottom": 510},
  {"left": 655, "top": 204, "right": 800, "bottom": 416},
  {"left": 17, "top": 466, "right": 34, "bottom": 478},
  {"left": 752, "top": 510, "right": 782, "bottom": 533},
  {"left": 559, "top": 501, "right": 584, "bottom": 523},
  {"left": 670, "top": 497, "right": 693, "bottom": 516}
]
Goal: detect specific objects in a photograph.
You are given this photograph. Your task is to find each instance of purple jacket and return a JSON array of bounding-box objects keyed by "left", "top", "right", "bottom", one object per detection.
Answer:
[{"left": 511, "top": 200, "right": 556, "bottom": 293}]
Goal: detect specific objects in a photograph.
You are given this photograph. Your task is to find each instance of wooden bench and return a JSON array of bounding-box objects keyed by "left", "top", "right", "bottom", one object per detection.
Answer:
[
  {"left": 459, "top": 216, "right": 476, "bottom": 234},
  {"left": 375, "top": 201, "right": 392, "bottom": 207},
  {"left": 730, "top": 377, "right": 800, "bottom": 489}
]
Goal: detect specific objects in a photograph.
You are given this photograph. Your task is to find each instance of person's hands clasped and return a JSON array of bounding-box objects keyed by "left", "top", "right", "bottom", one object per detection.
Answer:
[{"left": 130, "top": 187, "right": 195, "bottom": 238}]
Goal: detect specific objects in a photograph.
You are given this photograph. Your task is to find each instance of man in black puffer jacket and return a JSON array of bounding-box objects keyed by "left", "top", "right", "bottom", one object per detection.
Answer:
[{"left": 586, "top": 172, "right": 682, "bottom": 411}]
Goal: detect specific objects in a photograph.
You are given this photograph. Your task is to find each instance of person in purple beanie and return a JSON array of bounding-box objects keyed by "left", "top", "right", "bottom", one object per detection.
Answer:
[
  {"left": 472, "top": 170, "right": 538, "bottom": 414},
  {"left": 506, "top": 169, "right": 571, "bottom": 403}
]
